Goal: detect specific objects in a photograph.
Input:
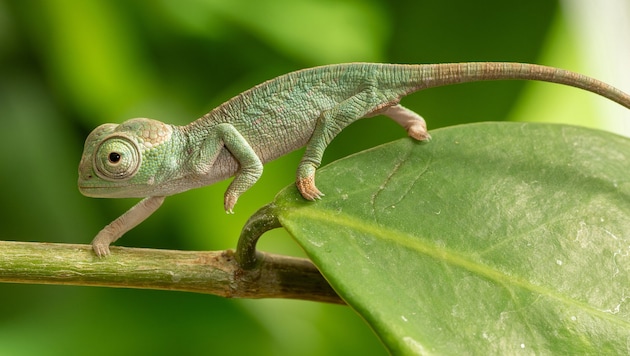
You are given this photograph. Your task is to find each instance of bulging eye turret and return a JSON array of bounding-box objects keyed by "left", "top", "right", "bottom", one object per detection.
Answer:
[{"left": 94, "top": 135, "right": 141, "bottom": 180}]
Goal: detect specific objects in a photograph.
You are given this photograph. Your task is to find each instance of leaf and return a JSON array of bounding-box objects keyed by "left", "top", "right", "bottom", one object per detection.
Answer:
[{"left": 272, "top": 122, "right": 630, "bottom": 354}]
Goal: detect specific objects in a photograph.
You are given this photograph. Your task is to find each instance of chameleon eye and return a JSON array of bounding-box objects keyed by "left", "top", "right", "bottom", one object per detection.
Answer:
[
  {"left": 94, "top": 136, "right": 140, "bottom": 180},
  {"left": 109, "top": 152, "right": 121, "bottom": 163}
]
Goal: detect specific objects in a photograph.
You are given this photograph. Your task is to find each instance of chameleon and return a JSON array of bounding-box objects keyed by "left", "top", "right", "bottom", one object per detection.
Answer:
[{"left": 78, "top": 62, "right": 630, "bottom": 256}]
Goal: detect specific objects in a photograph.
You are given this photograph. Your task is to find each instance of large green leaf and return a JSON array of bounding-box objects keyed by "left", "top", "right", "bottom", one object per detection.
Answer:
[{"left": 272, "top": 122, "right": 630, "bottom": 354}]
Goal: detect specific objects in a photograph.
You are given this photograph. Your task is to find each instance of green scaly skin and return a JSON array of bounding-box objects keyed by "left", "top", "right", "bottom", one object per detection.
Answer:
[{"left": 78, "top": 62, "right": 630, "bottom": 256}]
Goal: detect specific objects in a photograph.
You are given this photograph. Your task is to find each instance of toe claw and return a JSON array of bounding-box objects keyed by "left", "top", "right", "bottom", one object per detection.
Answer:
[
  {"left": 224, "top": 194, "right": 238, "bottom": 213},
  {"left": 92, "top": 243, "right": 110, "bottom": 258},
  {"left": 296, "top": 176, "right": 324, "bottom": 201},
  {"left": 409, "top": 128, "right": 431, "bottom": 142}
]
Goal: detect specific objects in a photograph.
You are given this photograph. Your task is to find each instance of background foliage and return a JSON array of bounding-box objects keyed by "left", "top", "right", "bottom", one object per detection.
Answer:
[{"left": 0, "top": 0, "right": 627, "bottom": 354}]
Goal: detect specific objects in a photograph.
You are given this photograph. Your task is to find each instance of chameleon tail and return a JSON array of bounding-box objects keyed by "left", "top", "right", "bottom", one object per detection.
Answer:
[{"left": 403, "top": 62, "right": 630, "bottom": 110}]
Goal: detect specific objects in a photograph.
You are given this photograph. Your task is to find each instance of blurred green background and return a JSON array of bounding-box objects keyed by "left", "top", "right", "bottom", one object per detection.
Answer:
[{"left": 0, "top": 0, "right": 627, "bottom": 354}]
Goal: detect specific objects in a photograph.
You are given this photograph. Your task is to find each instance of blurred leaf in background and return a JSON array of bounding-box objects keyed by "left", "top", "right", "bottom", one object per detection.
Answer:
[{"left": 0, "top": 0, "right": 627, "bottom": 354}]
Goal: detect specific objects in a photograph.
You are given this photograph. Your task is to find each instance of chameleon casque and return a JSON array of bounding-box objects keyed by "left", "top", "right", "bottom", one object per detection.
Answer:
[{"left": 78, "top": 62, "right": 630, "bottom": 256}]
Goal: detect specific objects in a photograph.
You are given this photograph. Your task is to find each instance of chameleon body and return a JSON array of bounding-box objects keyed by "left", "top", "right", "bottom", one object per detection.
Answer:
[{"left": 78, "top": 62, "right": 630, "bottom": 256}]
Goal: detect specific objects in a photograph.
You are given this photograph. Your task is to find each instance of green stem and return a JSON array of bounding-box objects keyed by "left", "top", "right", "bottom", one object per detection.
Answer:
[
  {"left": 0, "top": 240, "right": 343, "bottom": 305},
  {"left": 235, "top": 203, "right": 283, "bottom": 269}
]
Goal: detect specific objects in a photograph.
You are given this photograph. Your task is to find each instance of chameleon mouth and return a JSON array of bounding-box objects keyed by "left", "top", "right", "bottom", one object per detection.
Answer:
[
  {"left": 77, "top": 181, "right": 137, "bottom": 198},
  {"left": 78, "top": 184, "right": 116, "bottom": 197}
]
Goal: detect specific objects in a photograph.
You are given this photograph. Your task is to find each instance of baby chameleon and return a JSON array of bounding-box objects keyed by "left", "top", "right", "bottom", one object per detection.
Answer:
[{"left": 78, "top": 62, "right": 630, "bottom": 256}]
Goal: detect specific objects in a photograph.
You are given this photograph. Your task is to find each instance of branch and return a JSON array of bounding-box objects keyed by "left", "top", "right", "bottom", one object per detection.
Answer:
[{"left": 0, "top": 240, "right": 343, "bottom": 305}]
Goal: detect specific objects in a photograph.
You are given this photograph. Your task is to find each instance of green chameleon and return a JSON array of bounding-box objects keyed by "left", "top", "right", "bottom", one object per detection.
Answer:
[{"left": 78, "top": 62, "right": 630, "bottom": 256}]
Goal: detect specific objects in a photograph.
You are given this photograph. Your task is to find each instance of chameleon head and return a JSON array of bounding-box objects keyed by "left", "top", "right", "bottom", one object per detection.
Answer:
[{"left": 78, "top": 118, "right": 175, "bottom": 198}]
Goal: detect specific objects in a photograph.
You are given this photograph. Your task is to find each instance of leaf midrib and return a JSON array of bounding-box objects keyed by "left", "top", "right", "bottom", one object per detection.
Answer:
[{"left": 283, "top": 206, "right": 630, "bottom": 328}]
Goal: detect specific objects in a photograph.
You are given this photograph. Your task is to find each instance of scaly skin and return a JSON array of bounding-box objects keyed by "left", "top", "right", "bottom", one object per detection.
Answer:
[{"left": 78, "top": 62, "right": 630, "bottom": 256}]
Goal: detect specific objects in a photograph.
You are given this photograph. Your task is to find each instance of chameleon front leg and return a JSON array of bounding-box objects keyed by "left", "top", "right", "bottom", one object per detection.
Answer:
[
  {"left": 195, "top": 123, "right": 263, "bottom": 212},
  {"left": 91, "top": 195, "right": 165, "bottom": 256}
]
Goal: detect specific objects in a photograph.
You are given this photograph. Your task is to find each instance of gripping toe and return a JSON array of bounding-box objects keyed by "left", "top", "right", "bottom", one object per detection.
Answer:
[{"left": 296, "top": 176, "right": 324, "bottom": 201}]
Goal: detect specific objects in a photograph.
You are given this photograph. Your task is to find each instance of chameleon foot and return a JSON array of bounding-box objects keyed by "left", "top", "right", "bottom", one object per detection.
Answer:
[
  {"left": 379, "top": 104, "right": 431, "bottom": 141},
  {"left": 91, "top": 238, "right": 111, "bottom": 257},
  {"left": 296, "top": 175, "right": 325, "bottom": 201},
  {"left": 224, "top": 194, "right": 238, "bottom": 214},
  {"left": 91, "top": 226, "right": 118, "bottom": 257},
  {"left": 407, "top": 123, "right": 431, "bottom": 141},
  {"left": 92, "top": 243, "right": 110, "bottom": 257}
]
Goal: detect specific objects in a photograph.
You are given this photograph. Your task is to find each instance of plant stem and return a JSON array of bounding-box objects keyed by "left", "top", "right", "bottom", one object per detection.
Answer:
[
  {"left": 236, "top": 203, "right": 282, "bottom": 269},
  {"left": 0, "top": 240, "right": 343, "bottom": 305}
]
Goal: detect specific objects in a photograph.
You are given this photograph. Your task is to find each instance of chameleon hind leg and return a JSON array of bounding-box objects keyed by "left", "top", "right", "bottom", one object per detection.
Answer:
[
  {"left": 369, "top": 104, "right": 431, "bottom": 141},
  {"left": 297, "top": 101, "right": 431, "bottom": 201},
  {"left": 296, "top": 93, "right": 377, "bottom": 200}
]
